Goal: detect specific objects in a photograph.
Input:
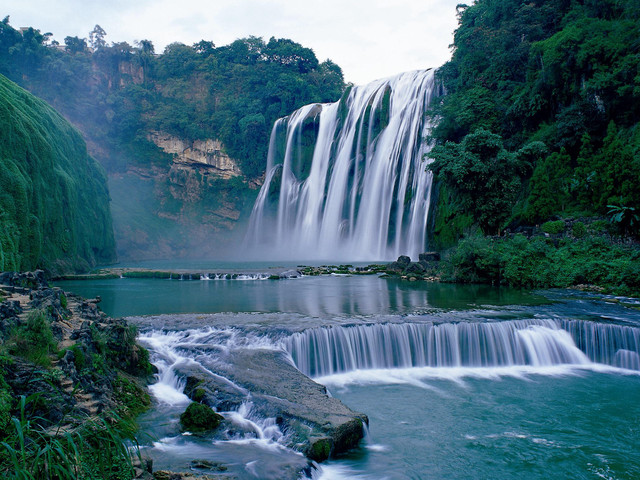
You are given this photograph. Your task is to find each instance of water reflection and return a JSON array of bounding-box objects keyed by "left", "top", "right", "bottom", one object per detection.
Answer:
[{"left": 55, "top": 275, "right": 545, "bottom": 318}]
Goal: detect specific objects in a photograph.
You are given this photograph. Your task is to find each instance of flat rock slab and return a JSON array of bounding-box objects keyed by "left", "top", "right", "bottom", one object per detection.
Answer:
[{"left": 177, "top": 348, "right": 368, "bottom": 461}]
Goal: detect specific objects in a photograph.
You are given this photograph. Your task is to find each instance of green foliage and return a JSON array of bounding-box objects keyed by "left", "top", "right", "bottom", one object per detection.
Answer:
[
  {"left": 441, "top": 233, "right": 640, "bottom": 296},
  {"left": 572, "top": 221, "right": 586, "bottom": 238},
  {"left": 0, "top": 22, "right": 345, "bottom": 178},
  {"left": 0, "top": 354, "right": 12, "bottom": 436},
  {"left": 179, "top": 402, "right": 223, "bottom": 433},
  {"left": 59, "top": 292, "right": 67, "bottom": 310},
  {"left": 7, "top": 310, "right": 57, "bottom": 367},
  {"left": 430, "top": 0, "right": 640, "bottom": 241},
  {"left": 428, "top": 129, "right": 538, "bottom": 233},
  {"left": 607, "top": 201, "right": 640, "bottom": 235},
  {"left": 0, "top": 73, "right": 116, "bottom": 274},
  {"left": 540, "top": 220, "right": 565, "bottom": 235},
  {"left": 0, "top": 396, "right": 139, "bottom": 480},
  {"left": 112, "top": 374, "right": 151, "bottom": 418}
]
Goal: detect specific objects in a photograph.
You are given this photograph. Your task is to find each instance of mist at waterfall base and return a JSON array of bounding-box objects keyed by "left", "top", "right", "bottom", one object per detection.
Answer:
[
  {"left": 244, "top": 69, "right": 439, "bottom": 262},
  {"left": 56, "top": 274, "right": 640, "bottom": 479}
]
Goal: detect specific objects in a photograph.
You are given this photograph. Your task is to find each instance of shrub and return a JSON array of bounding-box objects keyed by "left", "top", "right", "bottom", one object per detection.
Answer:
[
  {"left": 572, "top": 221, "right": 586, "bottom": 238},
  {"left": 112, "top": 374, "right": 151, "bottom": 418},
  {"left": 541, "top": 220, "right": 565, "bottom": 234},
  {"left": 8, "top": 310, "right": 57, "bottom": 367}
]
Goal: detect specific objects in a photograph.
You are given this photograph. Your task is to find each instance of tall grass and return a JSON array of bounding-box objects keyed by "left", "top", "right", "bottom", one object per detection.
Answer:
[{"left": 0, "top": 396, "right": 140, "bottom": 480}]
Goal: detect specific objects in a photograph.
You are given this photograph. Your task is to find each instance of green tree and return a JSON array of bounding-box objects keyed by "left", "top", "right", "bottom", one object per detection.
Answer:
[
  {"left": 64, "top": 35, "right": 87, "bottom": 54},
  {"left": 89, "top": 24, "right": 107, "bottom": 50},
  {"left": 429, "top": 129, "right": 538, "bottom": 234}
]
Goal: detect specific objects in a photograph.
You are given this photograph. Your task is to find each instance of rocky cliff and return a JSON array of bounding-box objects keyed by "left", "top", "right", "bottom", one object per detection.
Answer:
[{"left": 148, "top": 131, "right": 242, "bottom": 179}]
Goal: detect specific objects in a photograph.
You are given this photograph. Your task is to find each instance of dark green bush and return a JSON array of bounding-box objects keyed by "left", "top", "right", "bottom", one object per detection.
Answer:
[
  {"left": 179, "top": 402, "right": 223, "bottom": 433},
  {"left": 541, "top": 220, "right": 565, "bottom": 235},
  {"left": 441, "top": 233, "right": 640, "bottom": 296},
  {"left": 572, "top": 221, "right": 586, "bottom": 238}
]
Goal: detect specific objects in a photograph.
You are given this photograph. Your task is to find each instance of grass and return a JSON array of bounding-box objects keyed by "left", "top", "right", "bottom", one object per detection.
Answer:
[
  {"left": 7, "top": 310, "right": 57, "bottom": 367},
  {"left": 0, "top": 396, "right": 140, "bottom": 480}
]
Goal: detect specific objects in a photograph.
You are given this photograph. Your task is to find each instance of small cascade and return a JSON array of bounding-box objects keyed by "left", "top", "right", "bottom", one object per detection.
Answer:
[
  {"left": 561, "top": 319, "right": 640, "bottom": 366},
  {"left": 245, "top": 69, "right": 439, "bottom": 261},
  {"left": 222, "top": 402, "right": 286, "bottom": 447},
  {"left": 284, "top": 319, "right": 640, "bottom": 377}
]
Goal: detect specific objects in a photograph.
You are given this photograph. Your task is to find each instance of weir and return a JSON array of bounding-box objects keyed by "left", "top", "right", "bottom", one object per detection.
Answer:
[
  {"left": 245, "top": 69, "right": 439, "bottom": 261},
  {"left": 284, "top": 319, "right": 640, "bottom": 377}
]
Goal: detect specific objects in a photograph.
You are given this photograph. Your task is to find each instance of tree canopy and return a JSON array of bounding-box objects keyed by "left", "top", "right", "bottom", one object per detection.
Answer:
[
  {"left": 0, "top": 22, "right": 345, "bottom": 177},
  {"left": 430, "top": 0, "right": 640, "bottom": 236}
]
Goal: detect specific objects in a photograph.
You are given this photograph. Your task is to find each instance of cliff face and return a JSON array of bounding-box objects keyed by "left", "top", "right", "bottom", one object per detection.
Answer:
[
  {"left": 0, "top": 74, "right": 116, "bottom": 274},
  {"left": 148, "top": 131, "right": 242, "bottom": 179}
]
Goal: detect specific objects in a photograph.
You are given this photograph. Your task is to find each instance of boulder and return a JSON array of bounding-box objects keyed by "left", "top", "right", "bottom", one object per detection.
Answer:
[
  {"left": 404, "top": 262, "right": 426, "bottom": 274},
  {"left": 180, "top": 402, "right": 223, "bottom": 433},
  {"left": 397, "top": 255, "right": 411, "bottom": 266},
  {"left": 0, "top": 270, "right": 47, "bottom": 290}
]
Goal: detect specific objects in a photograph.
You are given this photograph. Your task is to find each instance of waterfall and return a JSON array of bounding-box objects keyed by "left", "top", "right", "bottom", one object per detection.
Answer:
[
  {"left": 245, "top": 69, "right": 439, "bottom": 261},
  {"left": 284, "top": 319, "right": 640, "bottom": 377}
]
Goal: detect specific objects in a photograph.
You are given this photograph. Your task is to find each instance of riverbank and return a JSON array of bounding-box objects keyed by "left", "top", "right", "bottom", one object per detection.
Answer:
[
  {"left": 1, "top": 272, "right": 371, "bottom": 479},
  {"left": 0, "top": 271, "right": 154, "bottom": 479},
  {"left": 437, "top": 233, "right": 640, "bottom": 297}
]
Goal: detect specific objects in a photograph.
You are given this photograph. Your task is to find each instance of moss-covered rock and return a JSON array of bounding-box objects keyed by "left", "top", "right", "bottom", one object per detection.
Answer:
[{"left": 179, "top": 402, "right": 223, "bottom": 433}]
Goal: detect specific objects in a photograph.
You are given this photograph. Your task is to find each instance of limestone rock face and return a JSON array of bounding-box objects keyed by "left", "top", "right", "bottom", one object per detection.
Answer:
[{"left": 148, "top": 131, "right": 242, "bottom": 179}]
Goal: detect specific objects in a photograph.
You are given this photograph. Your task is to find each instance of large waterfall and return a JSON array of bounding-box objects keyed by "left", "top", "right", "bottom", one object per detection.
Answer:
[{"left": 245, "top": 69, "right": 439, "bottom": 261}]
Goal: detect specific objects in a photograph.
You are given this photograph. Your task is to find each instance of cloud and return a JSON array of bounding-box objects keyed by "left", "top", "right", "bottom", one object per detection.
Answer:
[{"left": 5, "top": 0, "right": 460, "bottom": 84}]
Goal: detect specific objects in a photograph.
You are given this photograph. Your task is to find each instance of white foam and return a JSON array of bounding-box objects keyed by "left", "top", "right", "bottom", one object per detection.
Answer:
[
  {"left": 314, "top": 363, "right": 639, "bottom": 389},
  {"left": 313, "top": 464, "right": 388, "bottom": 480}
]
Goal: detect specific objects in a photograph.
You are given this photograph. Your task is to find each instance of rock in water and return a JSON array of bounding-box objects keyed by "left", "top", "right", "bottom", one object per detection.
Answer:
[
  {"left": 179, "top": 402, "right": 224, "bottom": 433},
  {"left": 177, "top": 348, "right": 368, "bottom": 461}
]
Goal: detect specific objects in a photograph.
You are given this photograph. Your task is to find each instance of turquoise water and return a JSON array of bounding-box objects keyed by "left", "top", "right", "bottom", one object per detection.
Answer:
[
  {"left": 55, "top": 275, "right": 545, "bottom": 318},
  {"left": 321, "top": 372, "right": 640, "bottom": 479},
  {"left": 55, "top": 274, "right": 640, "bottom": 479}
]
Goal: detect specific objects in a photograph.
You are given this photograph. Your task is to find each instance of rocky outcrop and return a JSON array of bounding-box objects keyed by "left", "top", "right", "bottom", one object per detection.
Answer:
[
  {"left": 0, "top": 272, "right": 153, "bottom": 429},
  {"left": 177, "top": 348, "right": 368, "bottom": 462},
  {"left": 148, "top": 131, "right": 242, "bottom": 179},
  {"left": 385, "top": 252, "right": 441, "bottom": 280}
]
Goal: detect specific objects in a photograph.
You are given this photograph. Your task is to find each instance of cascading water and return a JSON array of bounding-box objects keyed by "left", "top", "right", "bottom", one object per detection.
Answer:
[
  {"left": 245, "top": 69, "right": 439, "bottom": 261},
  {"left": 284, "top": 319, "right": 640, "bottom": 377}
]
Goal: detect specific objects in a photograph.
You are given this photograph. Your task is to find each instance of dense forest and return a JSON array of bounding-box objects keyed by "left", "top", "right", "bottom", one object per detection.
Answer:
[
  {"left": 0, "top": 18, "right": 345, "bottom": 177},
  {"left": 0, "top": 74, "right": 115, "bottom": 274},
  {"left": 429, "top": 0, "right": 640, "bottom": 294},
  {"left": 430, "top": 0, "right": 640, "bottom": 237}
]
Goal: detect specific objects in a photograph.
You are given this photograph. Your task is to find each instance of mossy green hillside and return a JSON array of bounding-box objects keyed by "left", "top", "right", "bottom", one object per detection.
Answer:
[{"left": 0, "top": 74, "right": 116, "bottom": 274}]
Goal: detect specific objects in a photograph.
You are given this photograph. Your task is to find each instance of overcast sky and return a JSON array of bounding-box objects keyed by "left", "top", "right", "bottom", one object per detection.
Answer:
[{"left": 4, "top": 0, "right": 461, "bottom": 85}]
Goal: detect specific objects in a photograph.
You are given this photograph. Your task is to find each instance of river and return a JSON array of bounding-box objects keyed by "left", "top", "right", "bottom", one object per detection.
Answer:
[{"left": 55, "top": 270, "right": 640, "bottom": 479}]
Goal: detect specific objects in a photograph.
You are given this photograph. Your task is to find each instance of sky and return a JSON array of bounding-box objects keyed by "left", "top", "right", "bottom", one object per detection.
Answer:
[{"left": 3, "top": 0, "right": 462, "bottom": 85}]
